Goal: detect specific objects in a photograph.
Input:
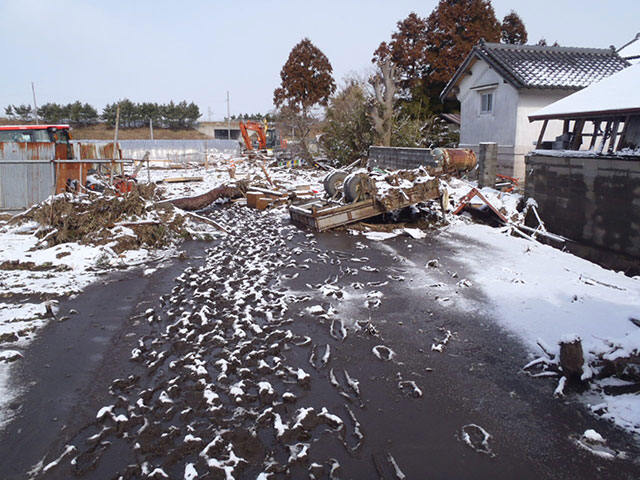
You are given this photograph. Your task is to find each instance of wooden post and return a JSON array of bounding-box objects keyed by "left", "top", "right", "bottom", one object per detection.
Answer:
[
  {"left": 536, "top": 120, "right": 549, "bottom": 149},
  {"left": 111, "top": 105, "right": 120, "bottom": 186},
  {"left": 571, "top": 119, "right": 585, "bottom": 150},
  {"left": 616, "top": 115, "right": 631, "bottom": 151},
  {"left": 589, "top": 120, "right": 601, "bottom": 150},
  {"left": 608, "top": 119, "right": 621, "bottom": 153},
  {"left": 597, "top": 121, "right": 612, "bottom": 154}
]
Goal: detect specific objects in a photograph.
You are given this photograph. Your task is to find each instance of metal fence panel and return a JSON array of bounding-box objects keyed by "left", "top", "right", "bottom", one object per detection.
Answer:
[
  {"left": 78, "top": 139, "right": 240, "bottom": 161},
  {"left": 0, "top": 160, "right": 54, "bottom": 211},
  {"left": 0, "top": 142, "right": 56, "bottom": 161}
]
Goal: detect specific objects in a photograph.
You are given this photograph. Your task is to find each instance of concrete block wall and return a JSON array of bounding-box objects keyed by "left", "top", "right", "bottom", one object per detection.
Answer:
[
  {"left": 525, "top": 153, "right": 640, "bottom": 260},
  {"left": 367, "top": 147, "right": 436, "bottom": 171}
]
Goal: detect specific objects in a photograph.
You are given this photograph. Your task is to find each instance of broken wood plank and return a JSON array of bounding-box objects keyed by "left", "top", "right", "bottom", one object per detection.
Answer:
[{"left": 163, "top": 176, "right": 204, "bottom": 183}]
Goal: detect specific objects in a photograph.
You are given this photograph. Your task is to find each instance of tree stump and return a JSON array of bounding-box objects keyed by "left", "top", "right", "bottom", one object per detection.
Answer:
[{"left": 559, "top": 336, "right": 584, "bottom": 379}]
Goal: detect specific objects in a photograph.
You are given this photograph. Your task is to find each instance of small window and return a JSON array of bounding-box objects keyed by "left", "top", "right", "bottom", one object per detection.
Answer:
[{"left": 481, "top": 92, "right": 493, "bottom": 113}]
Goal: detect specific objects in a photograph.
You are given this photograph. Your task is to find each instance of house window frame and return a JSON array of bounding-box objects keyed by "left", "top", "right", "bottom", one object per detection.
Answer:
[{"left": 480, "top": 91, "right": 494, "bottom": 114}]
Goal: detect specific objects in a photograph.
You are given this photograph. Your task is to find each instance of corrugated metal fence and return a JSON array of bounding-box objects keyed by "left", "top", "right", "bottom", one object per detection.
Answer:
[
  {"left": 80, "top": 139, "right": 240, "bottom": 163},
  {"left": 0, "top": 143, "right": 56, "bottom": 211}
]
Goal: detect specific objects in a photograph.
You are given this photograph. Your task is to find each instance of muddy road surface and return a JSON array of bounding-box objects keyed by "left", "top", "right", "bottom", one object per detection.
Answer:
[{"left": 1, "top": 205, "right": 638, "bottom": 479}]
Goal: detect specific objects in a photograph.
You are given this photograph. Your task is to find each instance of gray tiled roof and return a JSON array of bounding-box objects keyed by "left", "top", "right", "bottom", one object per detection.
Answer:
[{"left": 441, "top": 40, "right": 630, "bottom": 99}]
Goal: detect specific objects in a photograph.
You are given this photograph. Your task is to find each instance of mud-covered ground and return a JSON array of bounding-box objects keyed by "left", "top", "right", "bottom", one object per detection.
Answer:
[{"left": 1, "top": 205, "right": 639, "bottom": 479}]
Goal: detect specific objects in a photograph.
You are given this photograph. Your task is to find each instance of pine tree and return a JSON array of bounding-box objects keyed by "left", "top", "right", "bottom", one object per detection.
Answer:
[{"left": 501, "top": 10, "right": 528, "bottom": 45}]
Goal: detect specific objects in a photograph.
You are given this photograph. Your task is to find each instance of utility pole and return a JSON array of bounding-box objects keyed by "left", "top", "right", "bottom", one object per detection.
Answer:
[
  {"left": 208, "top": 106, "right": 212, "bottom": 122},
  {"left": 31, "top": 82, "right": 39, "bottom": 125},
  {"left": 226, "top": 91, "right": 231, "bottom": 140},
  {"left": 111, "top": 104, "right": 120, "bottom": 186},
  {"left": 150, "top": 118, "right": 154, "bottom": 140}
]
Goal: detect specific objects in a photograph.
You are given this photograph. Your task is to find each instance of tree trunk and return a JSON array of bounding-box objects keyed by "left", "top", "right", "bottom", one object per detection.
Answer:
[
  {"left": 370, "top": 59, "right": 396, "bottom": 146},
  {"left": 559, "top": 337, "right": 584, "bottom": 379},
  {"left": 161, "top": 184, "right": 245, "bottom": 211}
]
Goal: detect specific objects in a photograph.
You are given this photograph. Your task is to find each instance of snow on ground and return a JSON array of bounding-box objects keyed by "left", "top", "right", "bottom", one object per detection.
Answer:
[
  {"left": 349, "top": 177, "right": 640, "bottom": 437},
  {"left": 442, "top": 221, "right": 640, "bottom": 435}
]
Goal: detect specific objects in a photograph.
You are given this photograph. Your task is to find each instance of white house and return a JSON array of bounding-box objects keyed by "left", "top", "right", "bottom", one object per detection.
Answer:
[{"left": 440, "top": 40, "right": 629, "bottom": 181}]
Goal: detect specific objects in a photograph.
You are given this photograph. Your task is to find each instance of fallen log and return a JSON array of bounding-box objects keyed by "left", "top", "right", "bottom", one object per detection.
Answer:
[{"left": 159, "top": 183, "right": 246, "bottom": 211}]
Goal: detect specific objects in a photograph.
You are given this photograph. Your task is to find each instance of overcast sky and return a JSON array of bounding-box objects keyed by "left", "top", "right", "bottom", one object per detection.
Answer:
[{"left": 1, "top": 0, "right": 638, "bottom": 120}]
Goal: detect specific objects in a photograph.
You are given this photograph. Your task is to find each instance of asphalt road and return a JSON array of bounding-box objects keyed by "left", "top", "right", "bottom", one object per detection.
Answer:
[{"left": 0, "top": 206, "right": 638, "bottom": 479}]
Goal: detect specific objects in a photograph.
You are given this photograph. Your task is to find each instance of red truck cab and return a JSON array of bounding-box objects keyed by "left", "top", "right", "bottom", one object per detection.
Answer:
[{"left": 0, "top": 124, "right": 72, "bottom": 144}]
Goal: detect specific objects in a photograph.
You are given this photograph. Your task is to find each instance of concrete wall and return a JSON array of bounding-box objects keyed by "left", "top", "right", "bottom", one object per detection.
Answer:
[
  {"left": 458, "top": 61, "right": 518, "bottom": 148},
  {"left": 525, "top": 152, "right": 640, "bottom": 261},
  {"left": 368, "top": 147, "right": 435, "bottom": 170},
  {"left": 196, "top": 122, "right": 242, "bottom": 141},
  {"left": 515, "top": 90, "right": 567, "bottom": 150}
]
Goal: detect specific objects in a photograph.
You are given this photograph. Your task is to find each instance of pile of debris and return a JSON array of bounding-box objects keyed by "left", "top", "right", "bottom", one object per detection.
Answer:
[{"left": 10, "top": 184, "right": 190, "bottom": 255}]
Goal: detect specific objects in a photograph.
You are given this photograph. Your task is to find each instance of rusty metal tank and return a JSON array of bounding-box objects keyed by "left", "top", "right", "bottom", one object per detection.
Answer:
[{"left": 432, "top": 148, "right": 477, "bottom": 173}]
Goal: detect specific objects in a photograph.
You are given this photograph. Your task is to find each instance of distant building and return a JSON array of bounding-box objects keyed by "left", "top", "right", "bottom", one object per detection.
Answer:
[
  {"left": 196, "top": 121, "right": 242, "bottom": 141},
  {"left": 441, "top": 40, "right": 629, "bottom": 181}
]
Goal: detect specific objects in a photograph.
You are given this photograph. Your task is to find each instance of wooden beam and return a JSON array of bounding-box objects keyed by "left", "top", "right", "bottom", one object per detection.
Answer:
[
  {"left": 607, "top": 119, "right": 621, "bottom": 153},
  {"left": 571, "top": 119, "right": 586, "bottom": 150},
  {"left": 597, "top": 121, "right": 612, "bottom": 154},
  {"left": 616, "top": 115, "right": 631, "bottom": 151},
  {"left": 589, "top": 120, "right": 601, "bottom": 150},
  {"left": 536, "top": 120, "right": 549, "bottom": 148}
]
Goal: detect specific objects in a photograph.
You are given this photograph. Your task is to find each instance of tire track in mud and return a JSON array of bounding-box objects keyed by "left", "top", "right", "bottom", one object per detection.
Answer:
[
  {"left": 37, "top": 206, "right": 640, "bottom": 480},
  {"left": 39, "top": 206, "right": 407, "bottom": 479}
]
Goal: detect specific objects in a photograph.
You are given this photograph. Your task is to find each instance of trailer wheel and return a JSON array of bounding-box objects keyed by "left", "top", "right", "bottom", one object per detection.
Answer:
[
  {"left": 323, "top": 170, "right": 348, "bottom": 197},
  {"left": 344, "top": 173, "right": 374, "bottom": 203}
]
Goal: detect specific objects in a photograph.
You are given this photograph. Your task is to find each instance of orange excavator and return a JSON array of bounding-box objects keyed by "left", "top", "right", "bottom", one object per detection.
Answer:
[
  {"left": 239, "top": 120, "right": 267, "bottom": 151},
  {"left": 238, "top": 120, "right": 287, "bottom": 152}
]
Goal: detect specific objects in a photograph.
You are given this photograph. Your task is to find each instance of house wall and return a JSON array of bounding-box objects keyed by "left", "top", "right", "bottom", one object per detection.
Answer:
[
  {"left": 458, "top": 61, "right": 518, "bottom": 147},
  {"left": 456, "top": 59, "right": 574, "bottom": 182},
  {"left": 525, "top": 152, "right": 640, "bottom": 266}
]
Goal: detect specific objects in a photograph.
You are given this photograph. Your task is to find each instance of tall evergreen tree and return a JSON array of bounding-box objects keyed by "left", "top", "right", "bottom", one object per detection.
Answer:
[
  {"left": 425, "top": 0, "right": 502, "bottom": 86},
  {"left": 274, "top": 38, "right": 336, "bottom": 156},
  {"left": 501, "top": 10, "right": 528, "bottom": 45},
  {"left": 372, "top": 13, "right": 429, "bottom": 96}
]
